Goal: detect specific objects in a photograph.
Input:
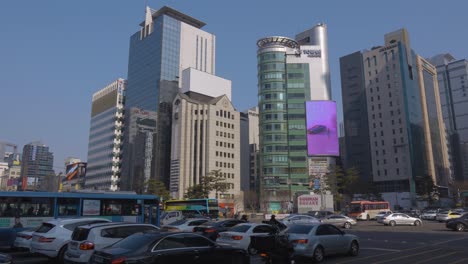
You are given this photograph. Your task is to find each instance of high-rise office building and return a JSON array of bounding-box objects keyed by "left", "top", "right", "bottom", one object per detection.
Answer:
[
  {"left": 340, "top": 29, "right": 451, "bottom": 208},
  {"left": 20, "top": 141, "right": 54, "bottom": 191},
  {"left": 428, "top": 54, "right": 468, "bottom": 184},
  {"left": 123, "top": 6, "right": 216, "bottom": 188},
  {"left": 85, "top": 79, "right": 126, "bottom": 191},
  {"left": 256, "top": 24, "right": 334, "bottom": 211}
]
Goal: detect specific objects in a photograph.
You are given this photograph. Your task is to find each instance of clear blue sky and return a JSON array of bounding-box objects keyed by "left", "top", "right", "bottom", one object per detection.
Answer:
[{"left": 1, "top": 0, "right": 466, "bottom": 172}]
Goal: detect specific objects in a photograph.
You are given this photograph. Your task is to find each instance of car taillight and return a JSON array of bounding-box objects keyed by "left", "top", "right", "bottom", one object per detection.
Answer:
[
  {"left": 79, "top": 241, "right": 95, "bottom": 250},
  {"left": 193, "top": 227, "right": 197, "bottom": 232},
  {"left": 231, "top": 236, "right": 243, "bottom": 240},
  {"left": 19, "top": 234, "right": 32, "bottom": 240},
  {"left": 111, "top": 257, "right": 126, "bottom": 264},
  {"left": 292, "top": 239, "right": 308, "bottom": 244},
  {"left": 216, "top": 234, "right": 221, "bottom": 238},
  {"left": 38, "top": 237, "right": 55, "bottom": 243},
  {"left": 205, "top": 228, "right": 216, "bottom": 233}
]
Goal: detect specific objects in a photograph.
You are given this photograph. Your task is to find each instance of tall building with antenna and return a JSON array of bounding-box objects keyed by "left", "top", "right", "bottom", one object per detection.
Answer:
[{"left": 122, "top": 6, "right": 216, "bottom": 190}]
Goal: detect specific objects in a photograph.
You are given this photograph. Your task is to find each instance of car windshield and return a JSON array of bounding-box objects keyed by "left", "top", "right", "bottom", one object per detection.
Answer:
[
  {"left": 112, "top": 234, "right": 156, "bottom": 250},
  {"left": 229, "top": 225, "right": 251, "bottom": 233},
  {"left": 286, "top": 225, "right": 314, "bottom": 234}
]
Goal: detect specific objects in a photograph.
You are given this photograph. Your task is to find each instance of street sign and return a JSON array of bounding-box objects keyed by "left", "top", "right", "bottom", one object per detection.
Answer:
[{"left": 314, "top": 179, "right": 320, "bottom": 190}]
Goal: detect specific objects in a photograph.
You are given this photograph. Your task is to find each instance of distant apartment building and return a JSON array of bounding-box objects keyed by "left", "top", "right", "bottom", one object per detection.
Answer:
[
  {"left": 428, "top": 54, "right": 468, "bottom": 184},
  {"left": 340, "top": 29, "right": 451, "bottom": 209},
  {"left": 0, "top": 162, "right": 8, "bottom": 191},
  {"left": 20, "top": 142, "right": 54, "bottom": 191},
  {"left": 85, "top": 79, "right": 126, "bottom": 191},
  {"left": 123, "top": 6, "right": 216, "bottom": 189}
]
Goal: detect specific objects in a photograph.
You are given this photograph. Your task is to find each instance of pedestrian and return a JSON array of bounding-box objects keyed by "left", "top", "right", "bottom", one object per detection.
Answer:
[
  {"left": 13, "top": 216, "right": 23, "bottom": 228},
  {"left": 241, "top": 214, "right": 248, "bottom": 222}
]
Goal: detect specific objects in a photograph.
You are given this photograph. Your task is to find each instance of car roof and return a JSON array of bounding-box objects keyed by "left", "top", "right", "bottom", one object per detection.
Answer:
[
  {"left": 45, "top": 218, "right": 110, "bottom": 225},
  {"left": 79, "top": 222, "right": 159, "bottom": 230}
]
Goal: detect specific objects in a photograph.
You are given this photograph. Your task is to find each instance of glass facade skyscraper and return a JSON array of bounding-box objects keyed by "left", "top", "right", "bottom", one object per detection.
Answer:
[
  {"left": 257, "top": 24, "right": 333, "bottom": 212},
  {"left": 122, "top": 6, "right": 216, "bottom": 189}
]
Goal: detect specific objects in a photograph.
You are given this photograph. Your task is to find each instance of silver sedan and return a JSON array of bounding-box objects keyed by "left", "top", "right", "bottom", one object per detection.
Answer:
[
  {"left": 280, "top": 214, "right": 321, "bottom": 227},
  {"left": 321, "top": 215, "right": 357, "bottom": 229},
  {"left": 285, "top": 223, "right": 360, "bottom": 262},
  {"left": 382, "top": 213, "right": 422, "bottom": 226}
]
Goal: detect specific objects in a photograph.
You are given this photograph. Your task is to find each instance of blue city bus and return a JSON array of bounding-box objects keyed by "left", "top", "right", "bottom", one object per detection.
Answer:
[{"left": 0, "top": 191, "right": 160, "bottom": 247}]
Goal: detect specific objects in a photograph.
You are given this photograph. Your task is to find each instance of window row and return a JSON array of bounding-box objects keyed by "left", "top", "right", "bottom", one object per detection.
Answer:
[
  {"left": 215, "top": 121, "right": 235, "bottom": 129},
  {"left": 376, "top": 168, "right": 400, "bottom": 176},
  {"left": 215, "top": 151, "right": 235, "bottom": 159},
  {"left": 216, "top": 110, "right": 235, "bottom": 119},
  {"left": 216, "top": 131, "right": 235, "bottom": 139},
  {"left": 215, "top": 141, "right": 235, "bottom": 149},
  {"left": 215, "top": 161, "right": 235, "bottom": 169}
]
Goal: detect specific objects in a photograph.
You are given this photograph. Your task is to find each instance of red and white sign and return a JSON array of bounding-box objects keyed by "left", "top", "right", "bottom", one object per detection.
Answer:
[{"left": 298, "top": 195, "right": 321, "bottom": 208}]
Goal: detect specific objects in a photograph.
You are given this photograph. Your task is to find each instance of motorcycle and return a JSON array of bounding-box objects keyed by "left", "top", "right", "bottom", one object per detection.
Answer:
[{"left": 250, "top": 231, "right": 294, "bottom": 264}]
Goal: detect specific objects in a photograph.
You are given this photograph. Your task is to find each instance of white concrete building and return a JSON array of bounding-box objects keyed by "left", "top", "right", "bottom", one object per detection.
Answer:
[{"left": 170, "top": 92, "right": 242, "bottom": 207}]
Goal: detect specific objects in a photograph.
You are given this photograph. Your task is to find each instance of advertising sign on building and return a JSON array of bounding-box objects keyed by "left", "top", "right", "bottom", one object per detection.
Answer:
[
  {"left": 82, "top": 199, "right": 101, "bottom": 216},
  {"left": 305, "top": 101, "right": 339, "bottom": 156},
  {"left": 65, "top": 162, "right": 87, "bottom": 181}
]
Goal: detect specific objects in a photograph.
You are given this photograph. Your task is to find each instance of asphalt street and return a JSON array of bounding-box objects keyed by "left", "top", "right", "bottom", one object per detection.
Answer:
[{"left": 2, "top": 221, "right": 467, "bottom": 264}]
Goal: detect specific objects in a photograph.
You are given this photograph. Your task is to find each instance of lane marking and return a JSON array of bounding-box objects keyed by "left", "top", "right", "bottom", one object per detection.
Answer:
[
  {"left": 372, "top": 248, "right": 444, "bottom": 264},
  {"left": 361, "top": 247, "right": 401, "bottom": 252},
  {"left": 412, "top": 252, "right": 458, "bottom": 264},
  {"left": 433, "top": 236, "right": 468, "bottom": 245},
  {"left": 449, "top": 257, "right": 468, "bottom": 264}
]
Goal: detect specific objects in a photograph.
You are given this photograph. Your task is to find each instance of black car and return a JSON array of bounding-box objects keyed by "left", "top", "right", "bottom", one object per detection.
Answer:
[
  {"left": 89, "top": 231, "right": 250, "bottom": 264},
  {"left": 0, "top": 253, "right": 12, "bottom": 264},
  {"left": 192, "top": 219, "right": 245, "bottom": 241},
  {"left": 446, "top": 213, "right": 468, "bottom": 231}
]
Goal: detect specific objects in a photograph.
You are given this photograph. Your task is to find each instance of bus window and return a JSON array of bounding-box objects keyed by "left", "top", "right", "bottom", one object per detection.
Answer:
[
  {"left": 57, "top": 198, "right": 79, "bottom": 216},
  {"left": 102, "top": 200, "right": 122, "bottom": 215}
]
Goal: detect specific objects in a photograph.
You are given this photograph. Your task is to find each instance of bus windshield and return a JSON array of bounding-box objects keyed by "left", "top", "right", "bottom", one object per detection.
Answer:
[{"left": 349, "top": 204, "right": 362, "bottom": 213}]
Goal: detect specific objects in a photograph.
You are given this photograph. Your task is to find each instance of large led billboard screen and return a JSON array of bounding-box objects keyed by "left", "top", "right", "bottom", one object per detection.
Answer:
[{"left": 306, "top": 101, "right": 339, "bottom": 156}]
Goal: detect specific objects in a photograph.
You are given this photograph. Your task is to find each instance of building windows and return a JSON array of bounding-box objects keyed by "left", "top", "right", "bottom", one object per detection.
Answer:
[
  {"left": 396, "top": 168, "right": 400, "bottom": 175},
  {"left": 395, "top": 157, "right": 399, "bottom": 163}
]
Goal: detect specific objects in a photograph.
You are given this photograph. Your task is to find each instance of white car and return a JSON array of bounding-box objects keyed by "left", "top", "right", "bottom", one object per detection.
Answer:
[
  {"left": 281, "top": 214, "right": 321, "bottom": 227},
  {"left": 382, "top": 213, "right": 422, "bottom": 226},
  {"left": 14, "top": 230, "right": 35, "bottom": 250},
  {"left": 162, "top": 218, "right": 209, "bottom": 232},
  {"left": 65, "top": 222, "right": 159, "bottom": 264},
  {"left": 30, "top": 218, "right": 110, "bottom": 263},
  {"left": 216, "top": 223, "right": 278, "bottom": 255}
]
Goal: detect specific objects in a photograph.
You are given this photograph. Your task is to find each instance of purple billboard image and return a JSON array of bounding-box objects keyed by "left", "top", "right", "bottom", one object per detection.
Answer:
[{"left": 306, "top": 101, "right": 339, "bottom": 156}]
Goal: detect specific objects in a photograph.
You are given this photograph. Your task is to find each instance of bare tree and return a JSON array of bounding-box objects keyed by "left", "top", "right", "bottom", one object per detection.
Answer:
[{"left": 244, "top": 190, "right": 259, "bottom": 213}]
